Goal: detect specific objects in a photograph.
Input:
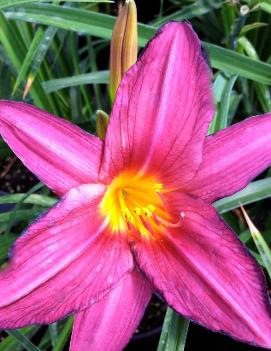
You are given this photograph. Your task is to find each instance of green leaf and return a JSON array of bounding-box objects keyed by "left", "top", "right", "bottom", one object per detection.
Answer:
[
  {"left": 0, "top": 13, "right": 55, "bottom": 111},
  {"left": 203, "top": 42, "right": 271, "bottom": 85},
  {"left": 4, "top": 4, "right": 271, "bottom": 84},
  {"left": 0, "top": 208, "right": 42, "bottom": 224},
  {"left": 24, "top": 25, "right": 58, "bottom": 97},
  {"left": 0, "top": 193, "right": 56, "bottom": 207},
  {"left": 212, "top": 72, "right": 228, "bottom": 103},
  {"left": 42, "top": 70, "right": 109, "bottom": 93},
  {"left": 3, "top": 4, "right": 116, "bottom": 40},
  {"left": 12, "top": 26, "right": 44, "bottom": 95},
  {"left": 152, "top": 0, "right": 223, "bottom": 27},
  {"left": 240, "top": 22, "right": 268, "bottom": 36},
  {"left": 49, "top": 323, "right": 58, "bottom": 348},
  {"left": 157, "top": 308, "right": 189, "bottom": 351},
  {"left": 215, "top": 178, "right": 271, "bottom": 214},
  {"left": 221, "top": 2, "right": 236, "bottom": 35},
  {"left": 259, "top": 1, "right": 271, "bottom": 15},
  {"left": 209, "top": 74, "right": 237, "bottom": 133},
  {"left": 4, "top": 183, "right": 44, "bottom": 235},
  {"left": 53, "top": 317, "right": 73, "bottom": 351},
  {"left": 241, "top": 208, "right": 271, "bottom": 279},
  {"left": 0, "top": 0, "right": 112, "bottom": 9},
  {"left": 7, "top": 330, "right": 42, "bottom": 351},
  {"left": 237, "top": 36, "right": 271, "bottom": 112},
  {"left": 0, "top": 233, "right": 17, "bottom": 261},
  {"left": 0, "top": 327, "right": 39, "bottom": 351}
]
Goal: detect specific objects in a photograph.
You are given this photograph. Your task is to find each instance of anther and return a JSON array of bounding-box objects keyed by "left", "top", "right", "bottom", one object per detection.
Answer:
[
  {"left": 143, "top": 207, "right": 152, "bottom": 217},
  {"left": 148, "top": 204, "right": 155, "bottom": 212},
  {"left": 122, "top": 208, "right": 134, "bottom": 223},
  {"left": 139, "top": 215, "right": 157, "bottom": 239},
  {"left": 154, "top": 183, "right": 164, "bottom": 192},
  {"left": 134, "top": 207, "right": 142, "bottom": 215}
]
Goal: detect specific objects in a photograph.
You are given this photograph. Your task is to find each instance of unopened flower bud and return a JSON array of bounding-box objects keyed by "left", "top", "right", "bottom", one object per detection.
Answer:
[
  {"left": 96, "top": 109, "right": 109, "bottom": 140},
  {"left": 109, "top": 0, "right": 138, "bottom": 102}
]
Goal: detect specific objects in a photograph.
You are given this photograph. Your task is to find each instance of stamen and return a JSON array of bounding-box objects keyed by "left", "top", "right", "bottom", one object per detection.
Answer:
[
  {"left": 126, "top": 220, "right": 132, "bottom": 231},
  {"left": 154, "top": 183, "right": 164, "bottom": 192},
  {"left": 119, "top": 189, "right": 134, "bottom": 223},
  {"left": 100, "top": 171, "right": 172, "bottom": 238},
  {"left": 142, "top": 206, "right": 152, "bottom": 217},
  {"left": 156, "top": 191, "right": 169, "bottom": 211},
  {"left": 155, "top": 213, "right": 184, "bottom": 228},
  {"left": 139, "top": 215, "right": 157, "bottom": 239},
  {"left": 134, "top": 207, "right": 142, "bottom": 215},
  {"left": 152, "top": 212, "right": 160, "bottom": 226},
  {"left": 148, "top": 204, "right": 155, "bottom": 212}
]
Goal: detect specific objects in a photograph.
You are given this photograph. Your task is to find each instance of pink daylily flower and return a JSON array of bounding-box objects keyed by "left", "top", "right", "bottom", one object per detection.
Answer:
[{"left": 1, "top": 21, "right": 271, "bottom": 350}]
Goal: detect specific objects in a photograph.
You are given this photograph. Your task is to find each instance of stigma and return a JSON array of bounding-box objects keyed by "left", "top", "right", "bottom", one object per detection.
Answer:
[{"left": 100, "top": 171, "right": 171, "bottom": 238}]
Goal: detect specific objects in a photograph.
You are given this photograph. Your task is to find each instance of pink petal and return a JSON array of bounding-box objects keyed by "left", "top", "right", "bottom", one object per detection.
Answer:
[
  {"left": 70, "top": 270, "right": 152, "bottom": 351},
  {"left": 99, "top": 22, "right": 214, "bottom": 185},
  {"left": 131, "top": 192, "right": 271, "bottom": 347},
  {"left": 0, "top": 100, "right": 103, "bottom": 196},
  {"left": 183, "top": 113, "right": 271, "bottom": 203},
  {"left": 0, "top": 184, "right": 133, "bottom": 328}
]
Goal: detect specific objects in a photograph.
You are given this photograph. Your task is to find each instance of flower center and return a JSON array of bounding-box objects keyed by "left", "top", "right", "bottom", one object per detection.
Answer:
[{"left": 100, "top": 171, "right": 171, "bottom": 238}]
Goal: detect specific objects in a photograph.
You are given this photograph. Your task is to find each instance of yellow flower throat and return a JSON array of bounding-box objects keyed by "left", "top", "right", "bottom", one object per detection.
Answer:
[{"left": 100, "top": 171, "right": 171, "bottom": 238}]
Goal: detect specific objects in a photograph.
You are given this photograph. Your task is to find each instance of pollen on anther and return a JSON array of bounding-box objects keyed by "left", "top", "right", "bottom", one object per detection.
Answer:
[
  {"left": 100, "top": 171, "right": 170, "bottom": 237},
  {"left": 154, "top": 183, "right": 164, "bottom": 192}
]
